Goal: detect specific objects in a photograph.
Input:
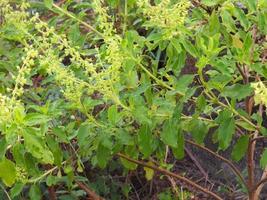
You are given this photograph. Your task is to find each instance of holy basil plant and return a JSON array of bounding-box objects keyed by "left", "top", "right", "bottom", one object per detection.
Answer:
[{"left": 0, "top": 0, "right": 266, "bottom": 199}]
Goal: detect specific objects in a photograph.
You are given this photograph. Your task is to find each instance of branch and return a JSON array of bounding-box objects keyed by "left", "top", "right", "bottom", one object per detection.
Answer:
[
  {"left": 117, "top": 153, "right": 223, "bottom": 200},
  {"left": 185, "top": 140, "right": 247, "bottom": 189},
  {"left": 76, "top": 181, "right": 105, "bottom": 200},
  {"left": 253, "top": 177, "right": 267, "bottom": 192}
]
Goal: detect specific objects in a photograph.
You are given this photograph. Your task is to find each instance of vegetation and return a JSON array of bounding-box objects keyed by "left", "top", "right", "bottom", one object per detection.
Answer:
[{"left": 0, "top": 0, "right": 266, "bottom": 199}]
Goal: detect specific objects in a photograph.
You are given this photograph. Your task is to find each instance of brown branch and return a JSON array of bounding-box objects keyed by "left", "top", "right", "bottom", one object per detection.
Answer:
[
  {"left": 117, "top": 153, "right": 223, "bottom": 200},
  {"left": 185, "top": 140, "right": 247, "bottom": 189},
  {"left": 76, "top": 181, "right": 105, "bottom": 200},
  {"left": 236, "top": 63, "right": 247, "bottom": 84},
  {"left": 253, "top": 177, "right": 267, "bottom": 192},
  {"left": 48, "top": 186, "right": 57, "bottom": 200}
]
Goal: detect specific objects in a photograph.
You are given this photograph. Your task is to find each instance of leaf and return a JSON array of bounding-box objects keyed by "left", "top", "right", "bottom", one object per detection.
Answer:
[
  {"left": 0, "top": 158, "right": 16, "bottom": 186},
  {"left": 24, "top": 113, "right": 50, "bottom": 126},
  {"left": 232, "top": 35, "right": 243, "bottom": 49},
  {"left": 0, "top": 138, "right": 7, "bottom": 160},
  {"left": 120, "top": 146, "right": 138, "bottom": 170},
  {"left": 231, "top": 135, "right": 249, "bottom": 161},
  {"left": 217, "top": 111, "right": 235, "bottom": 150},
  {"left": 174, "top": 75, "right": 194, "bottom": 95},
  {"left": 233, "top": 7, "right": 250, "bottom": 31},
  {"left": 202, "top": 0, "right": 222, "bottom": 6},
  {"left": 44, "top": 0, "right": 53, "bottom": 9},
  {"left": 97, "top": 143, "right": 110, "bottom": 168},
  {"left": 108, "top": 105, "right": 120, "bottom": 125},
  {"left": 189, "top": 119, "right": 208, "bottom": 144},
  {"left": 46, "top": 136, "right": 63, "bottom": 166},
  {"left": 260, "top": 148, "right": 267, "bottom": 169},
  {"left": 144, "top": 162, "right": 154, "bottom": 181},
  {"left": 10, "top": 182, "right": 24, "bottom": 198},
  {"left": 222, "top": 84, "right": 253, "bottom": 100},
  {"left": 29, "top": 185, "right": 41, "bottom": 200},
  {"left": 161, "top": 119, "right": 178, "bottom": 147},
  {"left": 138, "top": 124, "right": 154, "bottom": 158},
  {"left": 180, "top": 39, "right": 198, "bottom": 57},
  {"left": 172, "top": 131, "right": 185, "bottom": 159},
  {"left": 23, "top": 128, "right": 54, "bottom": 164},
  {"left": 209, "top": 11, "right": 220, "bottom": 35},
  {"left": 77, "top": 124, "right": 90, "bottom": 147}
]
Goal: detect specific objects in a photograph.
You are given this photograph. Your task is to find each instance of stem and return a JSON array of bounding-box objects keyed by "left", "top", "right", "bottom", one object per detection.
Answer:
[
  {"left": 185, "top": 140, "right": 247, "bottom": 189},
  {"left": 76, "top": 181, "right": 105, "bottom": 200},
  {"left": 28, "top": 161, "right": 66, "bottom": 183},
  {"left": 52, "top": 4, "right": 105, "bottom": 38},
  {"left": 136, "top": 62, "right": 177, "bottom": 92},
  {"left": 117, "top": 153, "right": 223, "bottom": 200},
  {"left": 123, "top": 0, "right": 127, "bottom": 35}
]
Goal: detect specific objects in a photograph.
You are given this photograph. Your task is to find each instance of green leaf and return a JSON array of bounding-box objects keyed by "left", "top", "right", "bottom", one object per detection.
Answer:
[
  {"left": 217, "top": 111, "right": 235, "bottom": 150},
  {"left": 174, "top": 75, "right": 194, "bottom": 95},
  {"left": 138, "top": 124, "right": 153, "bottom": 158},
  {"left": 24, "top": 113, "right": 50, "bottom": 126},
  {"left": 172, "top": 131, "right": 185, "bottom": 159},
  {"left": 180, "top": 39, "right": 198, "bottom": 57},
  {"left": 231, "top": 135, "right": 249, "bottom": 161},
  {"left": 208, "top": 11, "right": 220, "bottom": 35},
  {"left": 144, "top": 162, "right": 154, "bottom": 181},
  {"left": 23, "top": 128, "right": 54, "bottom": 164},
  {"left": 233, "top": 6, "right": 250, "bottom": 31},
  {"left": 120, "top": 146, "right": 138, "bottom": 170},
  {"left": 29, "top": 185, "right": 41, "bottom": 200},
  {"left": 260, "top": 148, "right": 267, "bottom": 169},
  {"left": 47, "top": 136, "right": 63, "bottom": 166},
  {"left": 0, "top": 138, "right": 7, "bottom": 160},
  {"left": 231, "top": 35, "right": 243, "bottom": 49},
  {"left": 10, "top": 182, "right": 24, "bottom": 198},
  {"left": 44, "top": 0, "right": 53, "bottom": 9},
  {"left": 222, "top": 84, "right": 253, "bottom": 100},
  {"left": 77, "top": 124, "right": 90, "bottom": 147},
  {"left": 189, "top": 119, "right": 208, "bottom": 144},
  {"left": 97, "top": 143, "right": 110, "bottom": 168},
  {"left": 202, "top": 0, "right": 222, "bottom": 6},
  {"left": 108, "top": 105, "right": 120, "bottom": 125},
  {"left": 161, "top": 119, "right": 179, "bottom": 147},
  {"left": 0, "top": 158, "right": 16, "bottom": 187}
]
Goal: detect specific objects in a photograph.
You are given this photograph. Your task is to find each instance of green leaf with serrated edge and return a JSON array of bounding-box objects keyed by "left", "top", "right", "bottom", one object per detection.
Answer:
[
  {"left": 24, "top": 113, "right": 50, "bottom": 126},
  {"left": 222, "top": 84, "right": 253, "bottom": 101},
  {"left": 0, "top": 158, "right": 16, "bottom": 186},
  {"left": 260, "top": 148, "right": 267, "bottom": 168},
  {"left": 231, "top": 135, "right": 249, "bottom": 161},
  {"left": 23, "top": 128, "right": 54, "bottom": 164},
  {"left": 138, "top": 124, "right": 153, "bottom": 158}
]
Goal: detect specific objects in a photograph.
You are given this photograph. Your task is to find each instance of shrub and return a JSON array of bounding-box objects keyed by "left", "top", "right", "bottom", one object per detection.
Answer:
[{"left": 0, "top": 0, "right": 266, "bottom": 199}]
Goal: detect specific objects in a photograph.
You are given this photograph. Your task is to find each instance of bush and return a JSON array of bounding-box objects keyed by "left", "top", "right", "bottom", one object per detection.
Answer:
[{"left": 0, "top": 0, "right": 266, "bottom": 199}]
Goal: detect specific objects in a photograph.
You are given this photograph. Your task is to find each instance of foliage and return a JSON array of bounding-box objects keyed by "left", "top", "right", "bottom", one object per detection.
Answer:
[{"left": 0, "top": 0, "right": 266, "bottom": 199}]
